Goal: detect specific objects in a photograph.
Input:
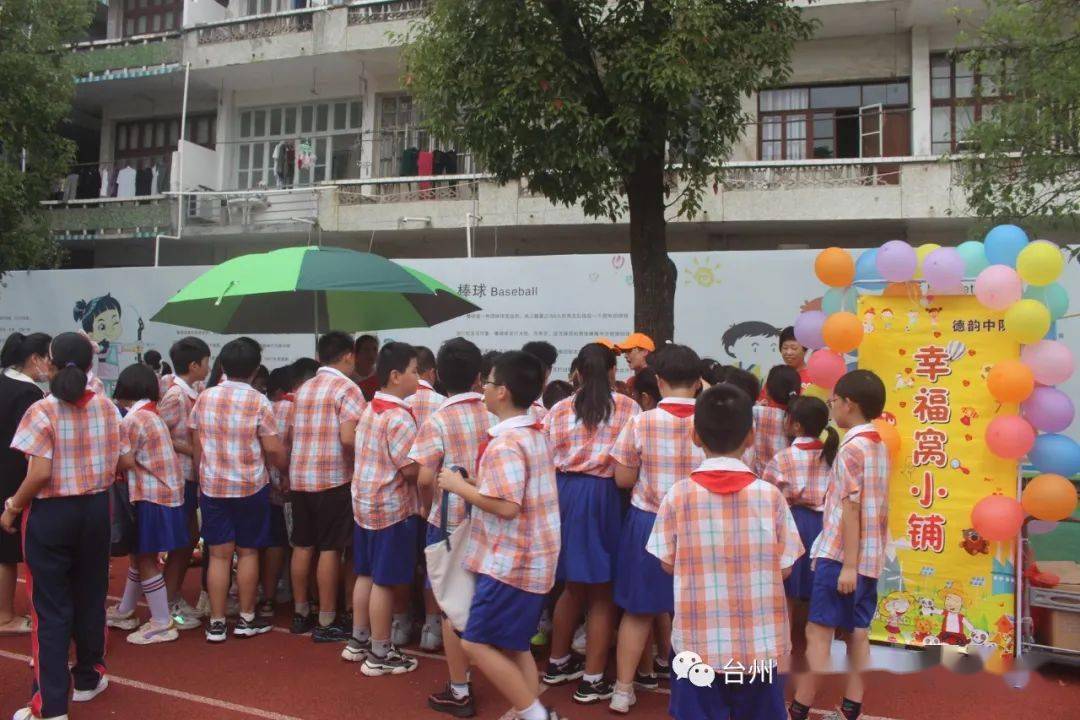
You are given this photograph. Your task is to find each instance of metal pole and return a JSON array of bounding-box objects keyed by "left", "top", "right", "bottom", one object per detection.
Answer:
[{"left": 465, "top": 213, "right": 473, "bottom": 258}]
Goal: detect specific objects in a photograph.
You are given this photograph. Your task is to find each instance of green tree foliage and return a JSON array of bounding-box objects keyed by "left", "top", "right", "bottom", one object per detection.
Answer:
[
  {"left": 958, "top": 0, "right": 1080, "bottom": 231},
  {"left": 0, "top": 0, "right": 94, "bottom": 275},
  {"left": 403, "top": 0, "right": 815, "bottom": 341}
]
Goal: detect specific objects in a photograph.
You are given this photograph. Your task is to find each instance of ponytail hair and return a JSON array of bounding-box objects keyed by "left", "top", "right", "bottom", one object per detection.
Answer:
[
  {"left": 765, "top": 364, "right": 802, "bottom": 407},
  {"left": 1, "top": 332, "right": 51, "bottom": 369},
  {"left": 48, "top": 332, "right": 94, "bottom": 404},
  {"left": 573, "top": 343, "right": 616, "bottom": 431},
  {"left": 787, "top": 396, "right": 839, "bottom": 467}
]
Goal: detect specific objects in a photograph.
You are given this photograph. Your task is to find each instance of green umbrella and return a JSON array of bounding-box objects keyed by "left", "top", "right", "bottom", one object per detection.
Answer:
[{"left": 151, "top": 246, "right": 480, "bottom": 333}]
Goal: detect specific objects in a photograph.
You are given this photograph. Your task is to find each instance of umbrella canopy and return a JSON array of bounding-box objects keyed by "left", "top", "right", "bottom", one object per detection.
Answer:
[{"left": 151, "top": 246, "right": 479, "bottom": 333}]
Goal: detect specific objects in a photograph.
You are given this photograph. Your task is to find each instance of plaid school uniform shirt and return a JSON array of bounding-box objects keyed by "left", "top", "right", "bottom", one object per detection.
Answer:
[
  {"left": 528, "top": 400, "right": 549, "bottom": 425},
  {"left": 407, "top": 392, "right": 494, "bottom": 530},
  {"left": 545, "top": 392, "right": 641, "bottom": 477},
  {"left": 745, "top": 403, "right": 789, "bottom": 477},
  {"left": 122, "top": 400, "right": 184, "bottom": 506},
  {"left": 406, "top": 379, "right": 446, "bottom": 431},
  {"left": 289, "top": 367, "right": 367, "bottom": 492},
  {"left": 462, "top": 414, "right": 561, "bottom": 594},
  {"left": 609, "top": 397, "right": 703, "bottom": 514},
  {"left": 11, "top": 392, "right": 125, "bottom": 499},
  {"left": 762, "top": 437, "right": 831, "bottom": 511},
  {"left": 268, "top": 398, "right": 295, "bottom": 506},
  {"left": 647, "top": 457, "right": 803, "bottom": 670},
  {"left": 188, "top": 380, "right": 278, "bottom": 498},
  {"left": 351, "top": 392, "right": 418, "bottom": 530},
  {"left": 158, "top": 376, "right": 199, "bottom": 482},
  {"left": 86, "top": 371, "right": 107, "bottom": 398},
  {"left": 810, "top": 423, "right": 891, "bottom": 578}
]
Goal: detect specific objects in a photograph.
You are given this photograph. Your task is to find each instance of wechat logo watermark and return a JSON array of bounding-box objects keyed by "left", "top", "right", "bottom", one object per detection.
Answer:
[{"left": 672, "top": 651, "right": 775, "bottom": 688}]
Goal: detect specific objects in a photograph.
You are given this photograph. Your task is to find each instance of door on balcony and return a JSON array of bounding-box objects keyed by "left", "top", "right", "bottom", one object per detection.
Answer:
[
  {"left": 123, "top": 0, "right": 182, "bottom": 36},
  {"left": 858, "top": 102, "right": 911, "bottom": 185},
  {"left": 376, "top": 94, "right": 427, "bottom": 179}
]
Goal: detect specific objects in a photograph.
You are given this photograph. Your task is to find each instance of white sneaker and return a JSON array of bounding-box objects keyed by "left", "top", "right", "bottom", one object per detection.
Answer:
[
  {"left": 13, "top": 709, "right": 66, "bottom": 720},
  {"left": 194, "top": 590, "right": 211, "bottom": 618},
  {"left": 127, "top": 619, "right": 179, "bottom": 645},
  {"left": 609, "top": 687, "right": 637, "bottom": 714},
  {"left": 72, "top": 675, "right": 109, "bottom": 702},
  {"left": 571, "top": 623, "right": 587, "bottom": 655},
  {"left": 176, "top": 596, "right": 204, "bottom": 619},
  {"left": 170, "top": 601, "right": 202, "bottom": 631},
  {"left": 391, "top": 617, "right": 412, "bottom": 647},
  {"left": 419, "top": 622, "right": 443, "bottom": 651},
  {"left": 106, "top": 605, "right": 139, "bottom": 631}
]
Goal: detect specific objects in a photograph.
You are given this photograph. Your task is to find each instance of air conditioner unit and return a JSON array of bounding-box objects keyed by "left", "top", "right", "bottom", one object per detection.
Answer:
[{"left": 187, "top": 195, "right": 222, "bottom": 224}]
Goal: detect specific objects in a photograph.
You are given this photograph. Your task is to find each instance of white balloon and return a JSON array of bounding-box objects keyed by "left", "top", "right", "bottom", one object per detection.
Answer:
[
  {"left": 672, "top": 651, "right": 703, "bottom": 680},
  {"left": 688, "top": 662, "right": 716, "bottom": 688}
]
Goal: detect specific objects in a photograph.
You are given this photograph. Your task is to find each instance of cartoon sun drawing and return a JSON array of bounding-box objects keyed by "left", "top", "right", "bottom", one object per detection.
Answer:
[{"left": 683, "top": 257, "right": 723, "bottom": 288}]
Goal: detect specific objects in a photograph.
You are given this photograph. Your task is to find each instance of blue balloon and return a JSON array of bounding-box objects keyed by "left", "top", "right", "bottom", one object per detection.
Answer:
[
  {"left": 984, "top": 224, "right": 1030, "bottom": 267},
  {"left": 1028, "top": 433, "right": 1080, "bottom": 477},
  {"left": 1024, "top": 283, "right": 1069, "bottom": 320},
  {"left": 854, "top": 249, "right": 886, "bottom": 292},
  {"left": 822, "top": 287, "right": 858, "bottom": 315},
  {"left": 957, "top": 240, "right": 989, "bottom": 278}
]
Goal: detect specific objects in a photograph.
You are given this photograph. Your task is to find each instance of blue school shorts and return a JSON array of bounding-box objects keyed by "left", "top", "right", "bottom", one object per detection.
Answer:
[
  {"left": 199, "top": 485, "right": 271, "bottom": 549},
  {"left": 133, "top": 501, "right": 190, "bottom": 555},
  {"left": 462, "top": 574, "right": 547, "bottom": 652},
  {"left": 267, "top": 503, "right": 288, "bottom": 548},
  {"left": 808, "top": 558, "right": 878, "bottom": 631},
  {"left": 183, "top": 480, "right": 199, "bottom": 520},
  {"left": 670, "top": 666, "right": 787, "bottom": 720},
  {"left": 353, "top": 516, "right": 419, "bottom": 586}
]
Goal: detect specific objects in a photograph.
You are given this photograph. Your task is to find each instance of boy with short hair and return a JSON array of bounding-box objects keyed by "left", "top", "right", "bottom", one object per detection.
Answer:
[
  {"left": 349, "top": 342, "right": 422, "bottom": 675},
  {"left": 648, "top": 383, "right": 802, "bottom": 720},
  {"left": 189, "top": 338, "right": 288, "bottom": 643},
  {"left": 408, "top": 345, "right": 446, "bottom": 429},
  {"left": 437, "top": 350, "right": 562, "bottom": 720},
  {"left": 288, "top": 331, "right": 367, "bottom": 641},
  {"left": 353, "top": 334, "right": 381, "bottom": 401},
  {"left": 791, "top": 370, "right": 889, "bottom": 720},
  {"left": 158, "top": 336, "right": 211, "bottom": 628},
  {"left": 260, "top": 366, "right": 296, "bottom": 620}
]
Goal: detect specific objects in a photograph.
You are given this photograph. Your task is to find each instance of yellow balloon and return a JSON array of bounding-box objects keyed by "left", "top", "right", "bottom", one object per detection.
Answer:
[
  {"left": 914, "top": 243, "right": 941, "bottom": 280},
  {"left": 1004, "top": 299, "right": 1052, "bottom": 344},
  {"left": 1017, "top": 240, "right": 1065, "bottom": 286}
]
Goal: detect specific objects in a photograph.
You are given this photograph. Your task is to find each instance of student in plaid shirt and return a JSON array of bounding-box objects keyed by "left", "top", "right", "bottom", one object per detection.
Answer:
[
  {"left": 543, "top": 343, "right": 640, "bottom": 704},
  {"left": 158, "top": 336, "right": 211, "bottom": 630},
  {"left": 647, "top": 383, "right": 802, "bottom": 720},
  {"left": 609, "top": 344, "right": 704, "bottom": 714},
  {"left": 260, "top": 366, "right": 296, "bottom": 622},
  {"left": 791, "top": 370, "right": 889, "bottom": 720},
  {"left": 189, "top": 338, "right": 288, "bottom": 643},
  {"left": 108, "top": 364, "right": 187, "bottom": 646},
  {"left": 349, "top": 342, "right": 421, "bottom": 676},
  {"left": 745, "top": 365, "right": 801, "bottom": 476},
  {"left": 2, "top": 333, "right": 132, "bottom": 720},
  {"left": 288, "top": 332, "right": 367, "bottom": 641},
  {"left": 407, "top": 345, "right": 446, "bottom": 429},
  {"left": 437, "top": 350, "right": 562, "bottom": 720},
  {"left": 522, "top": 341, "right": 558, "bottom": 423}
]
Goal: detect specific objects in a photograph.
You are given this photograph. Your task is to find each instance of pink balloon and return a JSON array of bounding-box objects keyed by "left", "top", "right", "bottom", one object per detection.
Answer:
[
  {"left": 876, "top": 240, "right": 918, "bottom": 282},
  {"left": 975, "top": 265, "right": 1023, "bottom": 310},
  {"left": 923, "top": 247, "right": 965, "bottom": 293},
  {"left": 985, "top": 414, "right": 1036, "bottom": 459},
  {"left": 794, "top": 311, "right": 826, "bottom": 350},
  {"left": 807, "top": 350, "right": 847, "bottom": 390},
  {"left": 1022, "top": 386, "right": 1075, "bottom": 432},
  {"left": 1021, "top": 340, "right": 1075, "bottom": 385},
  {"left": 971, "top": 495, "right": 1026, "bottom": 542}
]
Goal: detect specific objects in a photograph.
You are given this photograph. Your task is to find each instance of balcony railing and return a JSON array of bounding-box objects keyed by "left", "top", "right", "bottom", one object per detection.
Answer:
[
  {"left": 195, "top": 6, "right": 317, "bottom": 45},
  {"left": 67, "top": 32, "right": 182, "bottom": 80},
  {"left": 43, "top": 196, "right": 173, "bottom": 236},
  {"left": 720, "top": 157, "right": 909, "bottom": 191},
  {"left": 347, "top": 0, "right": 428, "bottom": 25},
  {"left": 180, "top": 187, "right": 322, "bottom": 228},
  {"left": 335, "top": 175, "right": 481, "bottom": 204}
]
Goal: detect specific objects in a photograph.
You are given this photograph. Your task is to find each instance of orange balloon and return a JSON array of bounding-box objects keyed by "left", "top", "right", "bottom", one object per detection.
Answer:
[
  {"left": 873, "top": 418, "right": 901, "bottom": 458},
  {"left": 883, "top": 282, "right": 923, "bottom": 298},
  {"left": 1022, "top": 473, "right": 1079, "bottom": 521},
  {"left": 987, "top": 360, "right": 1035, "bottom": 404},
  {"left": 815, "top": 247, "right": 855, "bottom": 288},
  {"left": 822, "top": 312, "right": 864, "bottom": 353}
]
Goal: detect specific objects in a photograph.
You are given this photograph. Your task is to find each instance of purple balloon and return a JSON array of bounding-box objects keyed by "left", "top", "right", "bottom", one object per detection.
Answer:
[
  {"left": 923, "top": 247, "right": 965, "bottom": 293},
  {"left": 794, "top": 311, "right": 827, "bottom": 350},
  {"left": 1022, "top": 386, "right": 1075, "bottom": 433},
  {"left": 876, "top": 240, "right": 918, "bottom": 282}
]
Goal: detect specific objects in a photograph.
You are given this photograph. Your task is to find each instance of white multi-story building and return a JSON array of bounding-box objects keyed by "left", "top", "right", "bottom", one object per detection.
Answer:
[{"left": 46, "top": 0, "right": 1077, "bottom": 268}]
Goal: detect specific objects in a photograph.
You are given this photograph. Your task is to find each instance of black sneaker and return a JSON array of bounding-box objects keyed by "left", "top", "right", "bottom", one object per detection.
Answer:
[
  {"left": 572, "top": 678, "right": 614, "bottom": 704},
  {"left": 361, "top": 645, "right": 419, "bottom": 676},
  {"left": 257, "top": 600, "right": 274, "bottom": 619},
  {"left": 205, "top": 619, "right": 227, "bottom": 643},
  {"left": 312, "top": 623, "right": 350, "bottom": 643},
  {"left": 341, "top": 637, "right": 370, "bottom": 663},
  {"left": 427, "top": 683, "right": 476, "bottom": 718},
  {"left": 541, "top": 652, "right": 585, "bottom": 685},
  {"left": 654, "top": 657, "right": 670, "bottom": 678},
  {"left": 634, "top": 671, "right": 659, "bottom": 690},
  {"left": 290, "top": 612, "right": 315, "bottom": 635},
  {"left": 233, "top": 616, "right": 272, "bottom": 638}
]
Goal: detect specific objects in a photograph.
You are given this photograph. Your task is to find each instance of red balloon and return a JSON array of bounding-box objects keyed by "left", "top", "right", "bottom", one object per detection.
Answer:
[
  {"left": 971, "top": 495, "right": 1025, "bottom": 541},
  {"left": 985, "top": 415, "right": 1036, "bottom": 459},
  {"left": 807, "top": 350, "right": 847, "bottom": 390}
]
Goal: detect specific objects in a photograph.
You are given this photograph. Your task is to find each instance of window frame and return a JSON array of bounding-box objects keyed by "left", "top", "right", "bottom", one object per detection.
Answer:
[{"left": 930, "top": 52, "right": 1005, "bottom": 154}]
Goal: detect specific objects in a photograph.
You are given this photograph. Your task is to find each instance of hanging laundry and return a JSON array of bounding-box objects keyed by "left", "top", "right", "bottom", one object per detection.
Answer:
[
  {"left": 99, "top": 167, "right": 111, "bottom": 198},
  {"left": 400, "top": 146, "right": 419, "bottom": 176},
  {"left": 297, "top": 141, "right": 315, "bottom": 171},
  {"left": 417, "top": 150, "right": 434, "bottom": 195},
  {"left": 116, "top": 166, "right": 137, "bottom": 198}
]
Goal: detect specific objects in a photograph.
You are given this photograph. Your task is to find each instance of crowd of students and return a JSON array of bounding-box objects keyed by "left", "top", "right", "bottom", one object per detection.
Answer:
[{"left": 0, "top": 327, "right": 890, "bottom": 720}]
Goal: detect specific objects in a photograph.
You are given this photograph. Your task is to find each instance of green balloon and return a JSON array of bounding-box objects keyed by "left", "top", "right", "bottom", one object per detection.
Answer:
[
  {"left": 822, "top": 287, "right": 857, "bottom": 315},
  {"left": 957, "top": 240, "right": 989, "bottom": 278},
  {"left": 1024, "top": 283, "right": 1069, "bottom": 320}
]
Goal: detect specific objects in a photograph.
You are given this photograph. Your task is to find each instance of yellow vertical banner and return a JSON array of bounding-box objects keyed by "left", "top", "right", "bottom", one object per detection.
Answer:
[{"left": 858, "top": 294, "right": 1019, "bottom": 652}]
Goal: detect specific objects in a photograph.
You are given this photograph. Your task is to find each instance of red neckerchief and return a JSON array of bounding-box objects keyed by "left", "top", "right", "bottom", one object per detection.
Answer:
[
  {"left": 657, "top": 401, "right": 695, "bottom": 418},
  {"left": 283, "top": 393, "right": 296, "bottom": 403},
  {"left": 761, "top": 397, "right": 786, "bottom": 410},
  {"left": 73, "top": 390, "right": 96, "bottom": 409},
  {"left": 371, "top": 397, "right": 416, "bottom": 421},
  {"left": 847, "top": 430, "right": 882, "bottom": 444},
  {"left": 795, "top": 439, "right": 824, "bottom": 451},
  {"left": 136, "top": 401, "right": 160, "bottom": 416},
  {"left": 691, "top": 469, "right": 757, "bottom": 494}
]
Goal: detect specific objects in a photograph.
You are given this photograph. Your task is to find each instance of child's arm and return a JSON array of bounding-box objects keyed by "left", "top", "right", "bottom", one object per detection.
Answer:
[
  {"left": 613, "top": 462, "right": 640, "bottom": 490},
  {"left": 171, "top": 439, "right": 194, "bottom": 457},
  {"left": 191, "top": 429, "right": 202, "bottom": 471},
  {"left": 837, "top": 497, "right": 861, "bottom": 594},
  {"left": 1, "top": 456, "right": 53, "bottom": 532},
  {"left": 610, "top": 420, "right": 640, "bottom": 489},
  {"left": 660, "top": 561, "right": 674, "bottom": 575},
  {"left": 339, "top": 420, "right": 358, "bottom": 448},
  {"left": 417, "top": 466, "right": 436, "bottom": 517},
  {"left": 399, "top": 461, "right": 419, "bottom": 483},
  {"left": 260, "top": 434, "right": 288, "bottom": 471},
  {"left": 437, "top": 467, "right": 520, "bottom": 519}
]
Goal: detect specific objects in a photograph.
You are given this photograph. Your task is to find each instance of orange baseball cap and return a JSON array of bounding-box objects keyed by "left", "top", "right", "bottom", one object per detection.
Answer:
[
  {"left": 595, "top": 337, "right": 618, "bottom": 351},
  {"left": 616, "top": 332, "right": 655, "bottom": 352}
]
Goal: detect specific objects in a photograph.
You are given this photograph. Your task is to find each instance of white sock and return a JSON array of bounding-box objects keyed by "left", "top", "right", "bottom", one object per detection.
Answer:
[
  {"left": 424, "top": 613, "right": 441, "bottom": 628},
  {"left": 240, "top": 611, "right": 255, "bottom": 623},
  {"left": 518, "top": 699, "right": 547, "bottom": 720},
  {"left": 450, "top": 682, "right": 470, "bottom": 700},
  {"left": 118, "top": 568, "right": 141, "bottom": 614},
  {"left": 393, "top": 612, "right": 410, "bottom": 626},
  {"left": 583, "top": 672, "right": 602, "bottom": 683},
  {"left": 294, "top": 601, "right": 310, "bottom": 617},
  {"left": 318, "top": 610, "right": 336, "bottom": 627},
  {"left": 140, "top": 573, "right": 170, "bottom": 625},
  {"left": 549, "top": 654, "right": 570, "bottom": 666}
]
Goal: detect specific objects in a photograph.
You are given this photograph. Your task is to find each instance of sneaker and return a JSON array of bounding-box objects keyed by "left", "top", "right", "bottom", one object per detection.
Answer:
[
  {"left": 609, "top": 687, "right": 637, "bottom": 714},
  {"left": 530, "top": 629, "right": 549, "bottom": 647},
  {"left": 291, "top": 612, "right": 316, "bottom": 635},
  {"left": 542, "top": 652, "right": 585, "bottom": 685},
  {"left": 361, "top": 646, "right": 419, "bottom": 676},
  {"left": 169, "top": 602, "right": 202, "bottom": 631},
  {"left": 654, "top": 657, "right": 670, "bottom": 677},
  {"left": 127, "top": 619, "right": 179, "bottom": 645},
  {"left": 205, "top": 619, "right": 227, "bottom": 643},
  {"left": 571, "top": 623, "right": 587, "bottom": 655},
  {"left": 194, "top": 590, "right": 211, "bottom": 618},
  {"left": 233, "top": 616, "right": 272, "bottom": 638},
  {"left": 419, "top": 621, "right": 443, "bottom": 652},
  {"left": 391, "top": 617, "right": 413, "bottom": 646},
  {"left": 13, "top": 708, "right": 66, "bottom": 720},
  {"left": 71, "top": 675, "right": 109, "bottom": 702},
  {"left": 341, "top": 637, "right": 370, "bottom": 662},
  {"left": 427, "top": 683, "right": 476, "bottom": 718},
  {"left": 106, "top": 606, "right": 139, "bottom": 631},
  {"left": 633, "top": 671, "right": 659, "bottom": 690},
  {"left": 176, "top": 596, "right": 204, "bottom": 620},
  {"left": 573, "top": 677, "right": 614, "bottom": 704},
  {"left": 257, "top": 600, "right": 275, "bottom": 619},
  {"left": 312, "top": 623, "right": 350, "bottom": 643}
]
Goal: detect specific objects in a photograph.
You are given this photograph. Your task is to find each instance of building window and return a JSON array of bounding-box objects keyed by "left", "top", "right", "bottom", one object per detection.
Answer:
[
  {"left": 114, "top": 114, "right": 216, "bottom": 169},
  {"left": 758, "top": 81, "right": 911, "bottom": 161},
  {"left": 930, "top": 54, "right": 1003, "bottom": 154},
  {"left": 123, "top": 0, "right": 182, "bottom": 36},
  {"left": 235, "top": 99, "right": 363, "bottom": 189}
]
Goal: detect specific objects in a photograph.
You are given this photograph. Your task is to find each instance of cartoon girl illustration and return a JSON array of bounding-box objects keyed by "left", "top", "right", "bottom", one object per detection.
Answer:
[
  {"left": 862, "top": 308, "right": 876, "bottom": 335},
  {"left": 936, "top": 587, "right": 974, "bottom": 646},
  {"left": 877, "top": 591, "right": 915, "bottom": 641},
  {"left": 926, "top": 306, "right": 943, "bottom": 328},
  {"left": 913, "top": 617, "right": 934, "bottom": 645},
  {"left": 73, "top": 294, "right": 141, "bottom": 391},
  {"left": 880, "top": 308, "right": 895, "bottom": 330}
]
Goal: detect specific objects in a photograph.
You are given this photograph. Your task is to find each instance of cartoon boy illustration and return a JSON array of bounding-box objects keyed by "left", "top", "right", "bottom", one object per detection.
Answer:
[
  {"left": 906, "top": 309, "right": 919, "bottom": 332},
  {"left": 862, "top": 308, "right": 876, "bottom": 335},
  {"left": 881, "top": 308, "right": 895, "bottom": 330},
  {"left": 878, "top": 591, "right": 915, "bottom": 641},
  {"left": 936, "top": 587, "right": 974, "bottom": 646},
  {"left": 73, "top": 293, "right": 140, "bottom": 392},
  {"left": 720, "top": 320, "right": 780, "bottom": 380},
  {"left": 913, "top": 617, "right": 934, "bottom": 645}
]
